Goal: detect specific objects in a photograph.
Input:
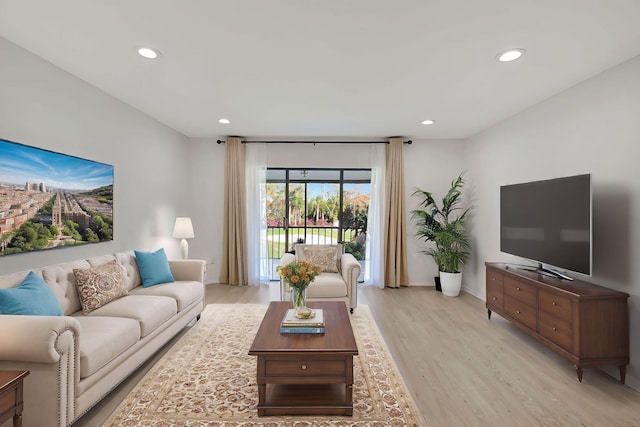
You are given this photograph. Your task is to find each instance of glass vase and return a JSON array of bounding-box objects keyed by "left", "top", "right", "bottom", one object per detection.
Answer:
[{"left": 291, "top": 286, "right": 313, "bottom": 319}]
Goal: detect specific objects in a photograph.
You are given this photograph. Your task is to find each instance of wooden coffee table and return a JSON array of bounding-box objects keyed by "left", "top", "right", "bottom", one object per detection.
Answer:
[{"left": 248, "top": 301, "right": 358, "bottom": 416}]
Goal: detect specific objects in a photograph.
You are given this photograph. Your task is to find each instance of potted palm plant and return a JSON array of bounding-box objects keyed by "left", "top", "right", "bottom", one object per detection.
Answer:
[{"left": 411, "top": 174, "right": 471, "bottom": 296}]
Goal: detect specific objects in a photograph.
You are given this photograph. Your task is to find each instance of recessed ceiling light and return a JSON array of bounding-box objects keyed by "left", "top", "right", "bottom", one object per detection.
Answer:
[
  {"left": 137, "top": 47, "right": 161, "bottom": 59},
  {"left": 497, "top": 48, "right": 525, "bottom": 62},
  {"left": 421, "top": 119, "right": 435, "bottom": 125},
  {"left": 218, "top": 118, "right": 230, "bottom": 124}
]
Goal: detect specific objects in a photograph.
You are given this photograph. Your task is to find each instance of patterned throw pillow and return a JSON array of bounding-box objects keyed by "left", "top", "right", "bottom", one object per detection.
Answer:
[
  {"left": 297, "top": 245, "right": 339, "bottom": 273},
  {"left": 73, "top": 260, "right": 128, "bottom": 314}
]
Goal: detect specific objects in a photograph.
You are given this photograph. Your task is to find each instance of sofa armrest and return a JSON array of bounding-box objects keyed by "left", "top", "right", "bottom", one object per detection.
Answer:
[
  {"left": 0, "top": 315, "right": 80, "bottom": 427},
  {"left": 278, "top": 253, "right": 296, "bottom": 300},
  {"left": 0, "top": 315, "right": 80, "bottom": 363},
  {"left": 169, "top": 259, "right": 206, "bottom": 283},
  {"left": 341, "top": 253, "right": 361, "bottom": 310}
]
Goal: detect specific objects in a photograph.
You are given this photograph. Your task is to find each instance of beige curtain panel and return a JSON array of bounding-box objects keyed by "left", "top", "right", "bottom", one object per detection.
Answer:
[
  {"left": 383, "top": 137, "right": 409, "bottom": 287},
  {"left": 219, "top": 137, "right": 249, "bottom": 286}
]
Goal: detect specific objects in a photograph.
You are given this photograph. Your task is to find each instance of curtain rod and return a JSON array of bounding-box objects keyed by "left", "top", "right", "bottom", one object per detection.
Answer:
[{"left": 216, "top": 139, "right": 412, "bottom": 145}]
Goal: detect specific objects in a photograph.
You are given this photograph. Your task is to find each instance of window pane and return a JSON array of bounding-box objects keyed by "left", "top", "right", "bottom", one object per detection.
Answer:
[
  {"left": 289, "top": 169, "right": 340, "bottom": 182},
  {"left": 266, "top": 169, "right": 286, "bottom": 181},
  {"left": 266, "top": 183, "right": 285, "bottom": 226},
  {"left": 341, "top": 182, "right": 370, "bottom": 261},
  {"left": 306, "top": 183, "right": 339, "bottom": 227},
  {"left": 343, "top": 169, "right": 371, "bottom": 182}
]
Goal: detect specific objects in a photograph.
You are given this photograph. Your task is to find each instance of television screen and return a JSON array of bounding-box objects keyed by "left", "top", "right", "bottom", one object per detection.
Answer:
[{"left": 500, "top": 174, "right": 591, "bottom": 276}]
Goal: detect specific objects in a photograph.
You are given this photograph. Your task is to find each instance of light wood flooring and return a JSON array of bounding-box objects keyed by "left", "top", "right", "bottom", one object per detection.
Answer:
[{"left": 71, "top": 283, "right": 640, "bottom": 426}]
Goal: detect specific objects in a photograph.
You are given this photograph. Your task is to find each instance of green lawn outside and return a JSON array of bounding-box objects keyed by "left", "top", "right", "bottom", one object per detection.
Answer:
[{"left": 266, "top": 227, "right": 357, "bottom": 258}]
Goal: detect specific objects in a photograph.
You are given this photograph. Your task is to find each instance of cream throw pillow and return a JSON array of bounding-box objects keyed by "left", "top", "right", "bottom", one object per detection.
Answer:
[
  {"left": 74, "top": 260, "right": 128, "bottom": 314},
  {"left": 297, "top": 245, "right": 339, "bottom": 273}
]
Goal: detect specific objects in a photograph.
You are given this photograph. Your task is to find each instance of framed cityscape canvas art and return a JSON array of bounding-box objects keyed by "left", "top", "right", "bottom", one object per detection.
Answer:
[{"left": 0, "top": 138, "right": 113, "bottom": 255}]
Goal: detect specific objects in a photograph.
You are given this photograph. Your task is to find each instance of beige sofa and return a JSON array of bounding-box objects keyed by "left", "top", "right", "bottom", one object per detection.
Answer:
[
  {"left": 0, "top": 250, "right": 205, "bottom": 427},
  {"left": 279, "top": 244, "right": 361, "bottom": 313}
]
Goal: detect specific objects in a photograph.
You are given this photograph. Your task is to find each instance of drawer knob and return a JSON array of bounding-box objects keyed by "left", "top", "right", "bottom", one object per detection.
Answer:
[
  {"left": 552, "top": 327, "right": 557, "bottom": 331},
  {"left": 492, "top": 297, "right": 497, "bottom": 301},
  {"left": 552, "top": 302, "right": 557, "bottom": 306},
  {"left": 301, "top": 364, "right": 307, "bottom": 370},
  {"left": 516, "top": 287, "right": 521, "bottom": 291},
  {"left": 516, "top": 310, "right": 521, "bottom": 314}
]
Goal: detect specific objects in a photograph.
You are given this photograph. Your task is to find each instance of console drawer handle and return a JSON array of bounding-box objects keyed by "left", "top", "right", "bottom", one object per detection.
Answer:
[
  {"left": 552, "top": 327, "right": 557, "bottom": 331},
  {"left": 516, "top": 310, "right": 521, "bottom": 314},
  {"left": 492, "top": 297, "right": 497, "bottom": 301},
  {"left": 301, "top": 364, "right": 307, "bottom": 370},
  {"left": 516, "top": 287, "right": 521, "bottom": 291},
  {"left": 552, "top": 302, "right": 557, "bottom": 306}
]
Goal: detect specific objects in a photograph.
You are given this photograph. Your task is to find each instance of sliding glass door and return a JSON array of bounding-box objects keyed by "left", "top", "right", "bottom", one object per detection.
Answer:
[{"left": 265, "top": 168, "right": 371, "bottom": 280}]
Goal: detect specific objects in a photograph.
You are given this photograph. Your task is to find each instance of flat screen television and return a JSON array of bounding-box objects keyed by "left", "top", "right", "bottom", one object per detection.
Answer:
[{"left": 500, "top": 174, "right": 591, "bottom": 280}]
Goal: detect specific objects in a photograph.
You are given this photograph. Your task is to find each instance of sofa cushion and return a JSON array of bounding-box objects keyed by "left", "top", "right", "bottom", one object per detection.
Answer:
[
  {"left": 73, "top": 260, "right": 129, "bottom": 314},
  {"left": 135, "top": 249, "right": 175, "bottom": 287},
  {"left": 86, "top": 254, "right": 116, "bottom": 268},
  {"left": 72, "top": 315, "right": 141, "bottom": 378},
  {"left": 0, "top": 271, "right": 63, "bottom": 316},
  {"left": 130, "top": 280, "right": 203, "bottom": 312},
  {"left": 115, "top": 251, "right": 143, "bottom": 291},
  {"left": 42, "top": 259, "right": 91, "bottom": 315},
  {"left": 306, "top": 273, "right": 347, "bottom": 298},
  {"left": 81, "top": 294, "right": 177, "bottom": 337},
  {"left": 296, "top": 244, "right": 340, "bottom": 273},
  {"left": 0, "top": 270, "right": 43, "bottom": 289}
]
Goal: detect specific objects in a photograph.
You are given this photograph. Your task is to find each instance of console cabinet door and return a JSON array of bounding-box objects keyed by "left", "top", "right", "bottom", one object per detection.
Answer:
[
  {"left": 538, "top": 290, "right": 572, "bottom": 322},
  {"left": 503, "top": 278, "right": 536, "bottom": 305},
  {"left": 486, "top": 271, "right": 504, "bottom": 310},
  {"left": 504, "top": 296, "right": 537, "bottom": 330},
  {"left": 503, "top": 278, "right": 537, "bottom": 330},
  {"left": 538, "top": 290, "right": 574, "bottom": 352}
]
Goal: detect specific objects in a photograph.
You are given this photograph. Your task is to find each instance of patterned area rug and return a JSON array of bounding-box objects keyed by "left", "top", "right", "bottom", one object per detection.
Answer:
[{"left": 105, "top": 303, "right": 425, "bottom": 426}]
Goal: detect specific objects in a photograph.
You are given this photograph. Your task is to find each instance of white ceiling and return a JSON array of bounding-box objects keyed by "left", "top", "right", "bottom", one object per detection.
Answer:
[{"left": 2, "top": 0, "right": 640, "bottom": 140}]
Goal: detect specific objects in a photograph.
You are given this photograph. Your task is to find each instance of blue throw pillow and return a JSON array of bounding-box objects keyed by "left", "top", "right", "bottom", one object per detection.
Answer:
[
  {"left": 0, "top": 271, "right": 63, "bottom": 316},
  {"left": 135, "top": 248, "right": 175, "bottom": 287}
]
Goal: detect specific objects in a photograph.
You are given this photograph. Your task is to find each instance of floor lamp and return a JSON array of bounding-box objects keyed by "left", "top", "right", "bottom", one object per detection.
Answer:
[{"left": 173, "top": 217, "right": 194, "bottom": 259}]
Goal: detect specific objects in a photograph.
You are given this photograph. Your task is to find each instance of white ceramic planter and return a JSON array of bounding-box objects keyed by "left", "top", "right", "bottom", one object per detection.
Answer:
[{"left": 440, "top": 271, "right": 462, "bottom": 297}]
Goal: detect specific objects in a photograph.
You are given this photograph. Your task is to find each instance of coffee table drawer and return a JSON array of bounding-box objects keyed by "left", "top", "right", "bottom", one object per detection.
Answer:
[{"left": 265, "top": 358, "right": 347, "bottom": 377}]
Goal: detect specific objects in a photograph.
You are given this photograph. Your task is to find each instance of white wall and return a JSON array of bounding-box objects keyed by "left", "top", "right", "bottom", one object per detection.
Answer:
[
  {"left": 403, "top": 139, "right": 466, "bottom": 285},
  {"left": 0, "top": 37, "right": 191, "bottom": 274},
  {"left": 463, "top": 54, "right": 640, "bottom": 389},
  {"left": 266, "top": 142, "right": 373, "bottom": 169},
  {"left": 184, "top": 138, "right": 226, "bottom": 283}
]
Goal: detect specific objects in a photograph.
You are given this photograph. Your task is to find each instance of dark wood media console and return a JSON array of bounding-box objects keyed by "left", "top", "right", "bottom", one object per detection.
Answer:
[{"left": 485, "top": 262, "right": 629, "bottom": 383}]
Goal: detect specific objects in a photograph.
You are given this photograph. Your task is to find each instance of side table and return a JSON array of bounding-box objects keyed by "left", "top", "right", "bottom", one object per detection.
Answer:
[{"left": 0, "top": 371, "right": 29, "bottom": 427}]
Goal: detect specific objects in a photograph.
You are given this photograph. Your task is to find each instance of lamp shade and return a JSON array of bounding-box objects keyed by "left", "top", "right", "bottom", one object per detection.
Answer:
[{"left": 172, "top": 217, "right": 194, "bottom": 239}]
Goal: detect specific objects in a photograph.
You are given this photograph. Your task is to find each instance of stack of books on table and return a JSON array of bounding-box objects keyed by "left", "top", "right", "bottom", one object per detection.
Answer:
[{"left": 280, "top": 309, "right": 325, "bottom": 334}]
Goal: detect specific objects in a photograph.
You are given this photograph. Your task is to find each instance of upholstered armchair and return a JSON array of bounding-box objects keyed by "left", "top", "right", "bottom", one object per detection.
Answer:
[{"left": 279, "top": 244, "right": 361, "bottom": 313}]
